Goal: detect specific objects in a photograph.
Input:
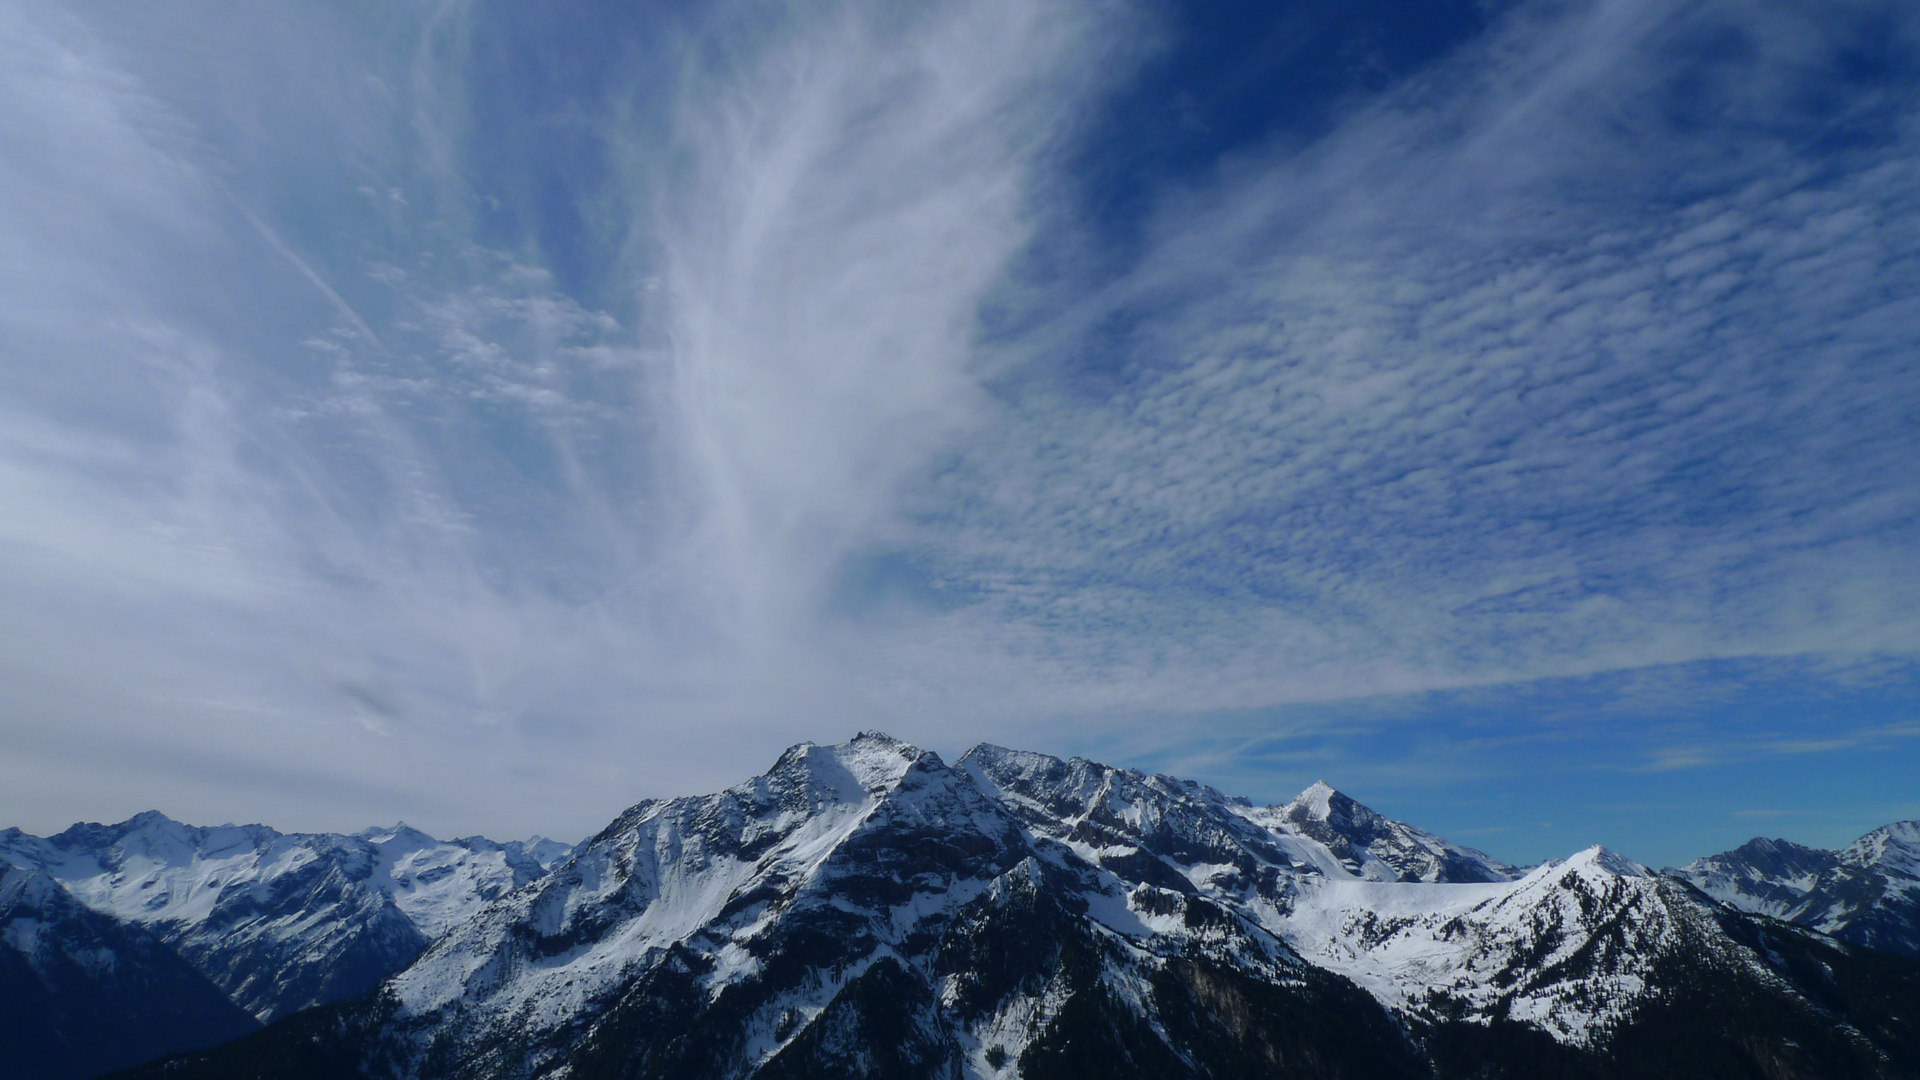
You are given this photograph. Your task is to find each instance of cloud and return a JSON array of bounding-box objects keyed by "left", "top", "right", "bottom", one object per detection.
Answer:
[
  {"left": 0, "top": 0, "right": 1130, "bottom": 836},
  {"left": 0, "top": 0, "right": 1914, "bottom": 839},
  {"left": 1637, "top": 718, "right": 1920, "bottom": 771},
  {"left": 846, "top": 0, "right": 1920, "bottom": 727},
  {"left": 639, "top": 0, "right": 1122, "bottom": 651}
]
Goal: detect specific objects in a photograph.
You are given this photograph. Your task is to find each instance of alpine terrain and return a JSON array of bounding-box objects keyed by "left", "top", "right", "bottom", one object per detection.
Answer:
[
  {"left": 1670, "top": 822, "right": 1920, "bottom": 958},
  {"left": 0, "top": 812, "right": 578, "bottom": 1078},
  {"left": 0, "top": 863, "right": 259, "bottom": 1080},
  {"left": 95, "top": 732, "right": 1920, "bottom": 1080},
  {"left": 1, "top": 814, "right": 576, "bottom": 1023}
]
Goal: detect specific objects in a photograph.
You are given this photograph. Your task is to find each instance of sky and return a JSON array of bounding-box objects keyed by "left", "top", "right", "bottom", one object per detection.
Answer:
[{"left": 1, "top": 0, "right": 1916, "bottom": 869}]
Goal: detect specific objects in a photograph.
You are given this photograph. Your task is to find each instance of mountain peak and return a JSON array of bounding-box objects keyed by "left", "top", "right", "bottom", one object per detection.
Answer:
[
  {"left": 1674, "top": 821, "right": 1920, "bottom": 960},
  {"left": 957, "top": 741, "right": 1016, "bottom": 762},
  {"left": 1286, "top": 780, "right": 1379, "bottom": 831},
  {"left": 358, "top": 823, "right": 437, "bottom": 845},
  {"left": 46, "top": 809, "right": 201, "bottom": 851},
  {"left": 956, "top": 741, "right": 1068, "bottom": 776},
  {"left": 762, "top": 731, "right": 933, "bottom": 802},
  {"left": 1559, "top": 845, "right": 1651, "bottom": 879},
  {"left": 1291, "top": 780, "right": 1342, "bottom": 819},
  {"left": 1845, "top": 819, "right": 1920, "bottom": 867},
  {"left": 848, "top": 728, "right": 909, "bottom": 747}
]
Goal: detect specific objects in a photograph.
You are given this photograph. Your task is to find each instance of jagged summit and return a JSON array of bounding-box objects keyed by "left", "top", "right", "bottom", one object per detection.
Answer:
[
  {"left": 1289, "top": 779, "right": 1341, "bottom": 819},
  {"left": 762, "top": 730, "right": 932, "bottom": 798},
  {"left": 1280, "top": 779, "right": 1388, "bottom": 836},
  {"left": 357, "top": 823, "right": 437, "bottom": 846},
  {"left": 1533, "top": 844, "right": 1652, "bottom": 881},
  {"left": 1848, "top": 819, "right": 1920, "bottom": 872},
  {"left": 1728, "top": 834, "right": 1838, "bottom": 871},
  {"left": 955, "top": 740, "right": 1047, "bottom": 768},
  {"left": 0, "top": 860, "right": 62, "bottom": 908},
  {"left": 1258, "top": 778, "right": 1517, "bottom": 884},
  {"left": 953, "top": 743, "right": 1520, "bottom": 885},
  {"left": 849, "top": 728, "right": 915, "bottom": 749}
]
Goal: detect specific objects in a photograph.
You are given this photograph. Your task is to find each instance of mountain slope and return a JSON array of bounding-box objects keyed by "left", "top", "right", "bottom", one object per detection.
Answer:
[
  {"left": 0, "top": 813, "right": 577, "bottom": 1020},
  {"left": 1, "top": 864, "right": 260, "bottom": 1080},
  {"left": 1670, "top": 821, "right": 1920, "bottom": 959},
  {"left": 1284, "top": 845, "right": 1920, "bottom": 1075},
  {"left": 112, "top": 733, "right": 1920, "bottom": 1080},
  {"left": 960, "top": 745, "right": 1920, "bottom": 1073}
]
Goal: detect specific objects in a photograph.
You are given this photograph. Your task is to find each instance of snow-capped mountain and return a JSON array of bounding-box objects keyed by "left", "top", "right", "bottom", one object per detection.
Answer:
[
  {"left": 1, "top": 863, "right": 258, "bottom": 1080},
  {"left": 1667, "top": 836, "right": 1841, "bottom": 917},
  {"left": 127, "top": 734, "right": 1428, "bottom": 1078},
  {"left": 1260, "top": 780, "right": 1520, "bottom": 883},
  {"left": 0, "top": 812, "right": 578, "bottom": 1021},
  {"left": 958, "top": 745, "right": 1518, "bottom": 887},
  {"left": 120, "top": 733, "right": 1920, "bottom": 1080},
  {"left": 1669, "top": 820, "right": 1920, "bottom": 958},
  {"left": 355, "top": 825, "right": 579, "bottom": 939}
]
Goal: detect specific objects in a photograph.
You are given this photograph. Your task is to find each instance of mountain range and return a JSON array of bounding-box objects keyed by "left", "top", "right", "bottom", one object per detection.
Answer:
[
  {"left": 0, "top": 811, "right": 578, "bottom": 1078},
  {"left": 1668, "top": 822, "right": 1920, "bottom": 959},
  {"left": 4, "top": 732, "right": 1917, "bottom": 1079},
  {"left": 0, "top": 863, "right": 257, "bottom": 1080}
]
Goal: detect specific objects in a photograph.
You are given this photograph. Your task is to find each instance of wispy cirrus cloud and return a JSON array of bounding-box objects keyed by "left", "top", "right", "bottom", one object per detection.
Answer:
[
  {"left": 1642, "top": 719, "right": 1920, "bottom": 772},
  {"left": 0, "top": 0, "right": 1131, "bottom": 835}
]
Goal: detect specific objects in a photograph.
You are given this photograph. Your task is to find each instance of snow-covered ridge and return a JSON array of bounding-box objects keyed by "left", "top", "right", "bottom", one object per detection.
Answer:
[
  {"left": 958, "top": 744, "right": 1519, "bottom": 886},
  {"left": 0, "top": 811, "right": 577, "bottom": 942},
  {"left": 0, "top": 810, "right": 581, "bottom": 1019},
  {"left": 947, "top": 742, "right": 1729, "bottom": 1048},
  {"left": 1276, "top": 844, "right": 1747, "bottom": 1047},
  {"left": 353, "top": 823, "right": 577, "bottom": 937},
  {"left": 393, "top": 733, "right": 1004, "bottom": 1010},
  {"left": 1667, "top": 818, "right": 1920, "bottom": 959},
  {"left": 2, "top": 862, "right": 263, "bottom": 1077}
]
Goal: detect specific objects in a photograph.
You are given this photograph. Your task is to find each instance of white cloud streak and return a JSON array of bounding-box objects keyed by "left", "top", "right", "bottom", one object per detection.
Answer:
[
  {"left": 643, "top": 0, "right": 1108, "bottom": 653},
  {"left": 0, "top": 0, "right": 1128, "bottom": 835}
]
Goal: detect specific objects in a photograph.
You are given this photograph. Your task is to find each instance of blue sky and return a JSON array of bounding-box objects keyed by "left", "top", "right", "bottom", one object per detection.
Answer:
[{"left": 0, "top": 0, "right": 1915, "bottom": 869}]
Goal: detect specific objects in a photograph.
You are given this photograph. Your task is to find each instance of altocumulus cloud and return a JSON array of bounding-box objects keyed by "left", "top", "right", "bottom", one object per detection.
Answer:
[
  {"left": 865, "top": 0, "right": 1920, "bottom": 716},
  {"left": 0, "top": 0, "right": 1914, "bottom": 841}
]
